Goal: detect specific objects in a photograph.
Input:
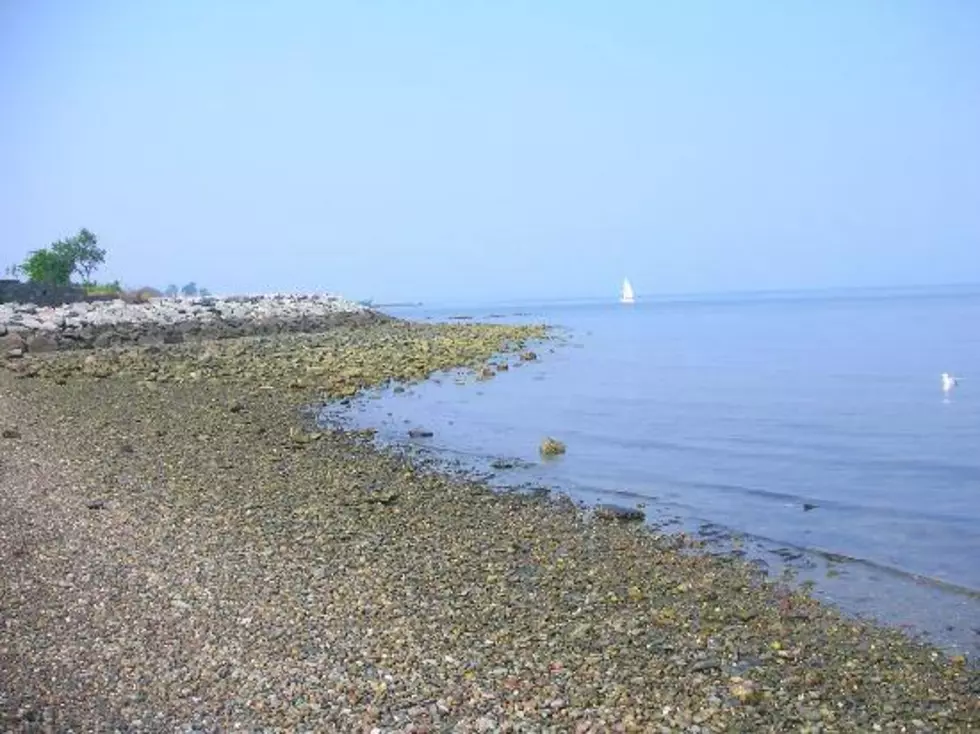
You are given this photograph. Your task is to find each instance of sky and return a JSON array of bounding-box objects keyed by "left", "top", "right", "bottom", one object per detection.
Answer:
[{"left": 2, "top": 1, "right": 979, "bottom": 304}]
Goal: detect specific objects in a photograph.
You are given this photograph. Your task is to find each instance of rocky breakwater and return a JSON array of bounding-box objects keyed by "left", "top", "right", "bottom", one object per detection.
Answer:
[{"left": 0, "top": 293, "right": 383, "bottom": 358}]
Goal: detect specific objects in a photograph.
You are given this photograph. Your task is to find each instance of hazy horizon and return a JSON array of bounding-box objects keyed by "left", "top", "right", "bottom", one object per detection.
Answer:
[
  {"left": 386, "top": 280, "right": 980, "bottom": 310},
  {"left": 3, "top": 1, "right": 979, "bottom": 303}
]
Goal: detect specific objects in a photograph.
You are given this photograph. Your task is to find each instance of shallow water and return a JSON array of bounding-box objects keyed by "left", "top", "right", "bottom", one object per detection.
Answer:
[{"left": 325, "top": 287, "right": 980, "bottom": 656}]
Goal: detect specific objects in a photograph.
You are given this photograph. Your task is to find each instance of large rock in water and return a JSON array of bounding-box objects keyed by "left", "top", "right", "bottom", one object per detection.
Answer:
[{"left": 539, "top": 437, "right": 566, "bottom": 457}]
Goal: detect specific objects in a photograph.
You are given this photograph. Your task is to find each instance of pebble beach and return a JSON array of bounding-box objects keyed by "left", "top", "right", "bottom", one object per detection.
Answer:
[{"left": 1, "top": 298, "right": 978, "bottom": 732}]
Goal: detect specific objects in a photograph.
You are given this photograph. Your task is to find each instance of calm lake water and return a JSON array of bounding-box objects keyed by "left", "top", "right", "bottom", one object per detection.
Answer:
[{"left": 326, "top": 287, "right": 980, "bottom": 656}]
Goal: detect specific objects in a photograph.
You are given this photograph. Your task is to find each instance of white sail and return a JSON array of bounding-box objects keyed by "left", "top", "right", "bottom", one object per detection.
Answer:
[{"left": 620, "top": 277, "right": 635, "bottom": 304}]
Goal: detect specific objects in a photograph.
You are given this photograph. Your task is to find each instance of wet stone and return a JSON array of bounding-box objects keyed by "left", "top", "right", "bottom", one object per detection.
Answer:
[{"left": 594, "top": 504, "right": 645, "bottom": 522}]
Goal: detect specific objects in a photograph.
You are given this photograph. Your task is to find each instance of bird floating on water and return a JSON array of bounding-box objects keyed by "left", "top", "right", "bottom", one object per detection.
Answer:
[{"left": 941, "top": 372, "right": 958, "bottom": 394}]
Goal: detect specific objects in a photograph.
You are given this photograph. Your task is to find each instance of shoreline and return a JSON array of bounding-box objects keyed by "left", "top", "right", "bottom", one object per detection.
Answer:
[
  {"left": 1, "top": 319, "right": 978, "bottom": 731},
  {"left": 329, "top": 376, "right": 980, "bottom": 662}
]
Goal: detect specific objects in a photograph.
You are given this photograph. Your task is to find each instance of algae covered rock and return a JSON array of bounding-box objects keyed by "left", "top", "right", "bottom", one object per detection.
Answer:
[
  {"left": 594, "top": 504, "right": 645, "bottom": 522},
  {"left": 539, "top": 437, "right": 566, "bottom": 457}
]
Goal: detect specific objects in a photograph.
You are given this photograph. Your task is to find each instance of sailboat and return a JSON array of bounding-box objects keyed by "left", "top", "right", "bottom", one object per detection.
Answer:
[{"left": 620, "top": 277, "right": 635, "bottom": 304}]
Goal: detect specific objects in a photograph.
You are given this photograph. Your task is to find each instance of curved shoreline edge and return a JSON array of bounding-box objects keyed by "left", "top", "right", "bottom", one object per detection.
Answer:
[
  {"left": 1, "top": 317, "right": 977, "bottom": 731},
  {"left": 325, "top": 386, "right": 980, "bottom": 674}
]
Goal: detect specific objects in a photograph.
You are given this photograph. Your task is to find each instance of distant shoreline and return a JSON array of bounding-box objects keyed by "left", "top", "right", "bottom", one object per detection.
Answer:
[{"left": 407, "top": 282, "right": 980, "bottom": 312}]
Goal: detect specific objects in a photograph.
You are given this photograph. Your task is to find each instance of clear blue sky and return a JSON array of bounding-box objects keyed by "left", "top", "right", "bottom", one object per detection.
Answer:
[{"left": 2, "top": 1, "right": 978, "bottom": 304}]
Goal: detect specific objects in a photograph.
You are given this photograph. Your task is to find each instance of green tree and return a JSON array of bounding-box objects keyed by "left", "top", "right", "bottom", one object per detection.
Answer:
[
  {"left": 17, "top": 228, "right": 106, "bottom": 285},
  {"left": 164, "top": 284, "right": 179, "bottom": 298},
  {"left": 53, "top": 228, "right": 105, "bottom": 282},
  {"left": 19, "top": 248, "right": 75, "bottom": 285},
  {"left": 180, "top": 282, "right": 198, "bottom": 297},
  {"left": 199, "top": 287, "right": 211, "bottom": 298}
]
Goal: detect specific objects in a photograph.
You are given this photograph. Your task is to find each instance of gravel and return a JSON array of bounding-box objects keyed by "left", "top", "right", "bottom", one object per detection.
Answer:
[{"left": 1, "top": 319, "right": 978, "bottom": 732}]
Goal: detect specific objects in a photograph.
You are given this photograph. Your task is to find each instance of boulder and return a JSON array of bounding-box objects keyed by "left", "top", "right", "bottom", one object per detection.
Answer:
[
  {"left": 25, "top": 333, "right": 59, "bottom": 353},
  {"left": 0, "top": 332, "right": 26, "bottom": 353},
  {"left": 539, "top": 437, "right": 566, "bottom": 457},
  {"left": 594, "top": 504, "right": 645, "bottom": 522},
  {"left": 93, "top": 331, "right": 117, "bottom": 349}
]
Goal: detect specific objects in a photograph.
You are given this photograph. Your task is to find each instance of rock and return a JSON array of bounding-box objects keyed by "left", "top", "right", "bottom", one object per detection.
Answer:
[
  {"left": 594, "top": 504, "right": 645, "bottom": 522},
  {"left": 2, "top": 428, "right": 21, "bottom": 439},
  {"left": 475, "top": 716, "right": 497, "bottom": 733},
  {"left": 86, "top": 499, "right": 108, "bottom": 510},
  {"left": 801, "top": 708, "right": 823, "bottom": 723},
  {"left": 228, "top": 401, "right": 246, "bottom": 413},
  {"left": 137, "top": 333, "right": 164, "bottom": 348},
  {"left": 520, "top": 350, "right": 538, "bottom": 361},
  {"left": 803, "top": 503, "right": 817, "bottom": 512},
  {"left": 408, "top": 428, "right": 434, "bottom": 438},
  {"left": 0, "top": 293, "right": 374, "bottom": 354},
  {"left": 18, "top": 317, "right": 44, "bottom": 330},
  {"left": 0, "top": 332, "right": 25, "bottom": 353},
  {"left": 728, "top": 677, "right": 760, "bottom": 704},
  {"left": 93, "top": 331, "right": 117, "bottom": 349},
  {"left": 689, "top": 658, "right": 721, "bottom": 673},
  {"left": 491, "top": 457, "right": 522, "bottom": 470},
  {"left": 26, "top": 333, "right": 59, "bottom": 353},
  {"left": 539, "top": 437, "right": 566, "bottom": 457},
  {"left": 365, "top": 490, "right": 399, "bottom": 506}
]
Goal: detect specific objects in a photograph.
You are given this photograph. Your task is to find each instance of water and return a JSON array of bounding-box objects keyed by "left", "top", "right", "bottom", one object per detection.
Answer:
[{"left": 325, "top": 287, "right": 980, "bottom": 656}]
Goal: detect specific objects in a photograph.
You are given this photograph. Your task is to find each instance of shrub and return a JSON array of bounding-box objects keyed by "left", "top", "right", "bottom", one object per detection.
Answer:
[
  {"left": 122, "top": 286, "right": 163, "bottom": 303},
  {"left": 82, "top": 280, "right": 123, "bottom": 296}
]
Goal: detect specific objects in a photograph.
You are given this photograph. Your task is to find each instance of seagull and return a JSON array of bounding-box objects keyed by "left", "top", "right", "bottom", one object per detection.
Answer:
[{"left": 941, "top": 372, "right": 958, "bottom": 394}]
